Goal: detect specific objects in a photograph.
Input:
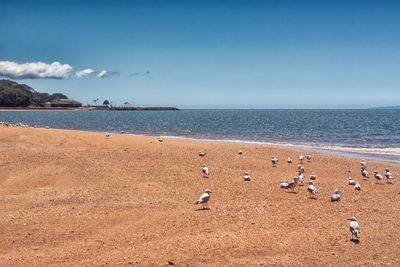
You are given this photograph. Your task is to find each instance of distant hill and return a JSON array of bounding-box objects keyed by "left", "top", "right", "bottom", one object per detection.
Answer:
[
  {"left": 369, "top": 105, "right": 400, "bottom": 109},
  {"left": 0, "top": 79, "right": 68, "bottom": 107}
]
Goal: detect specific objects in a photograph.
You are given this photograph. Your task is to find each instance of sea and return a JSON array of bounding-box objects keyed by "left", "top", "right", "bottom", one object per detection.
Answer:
[{"left": 1, "top": 109, "right": 399, "bottom": 163}]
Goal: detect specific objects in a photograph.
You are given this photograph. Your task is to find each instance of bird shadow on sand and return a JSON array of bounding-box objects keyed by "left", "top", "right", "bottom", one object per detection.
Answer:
[
  {"left": 375, "top": 183, "right": 385, "bottom": 185},
  {"left": 286, "top": 191, "right": 298, "bottom": 194},
  {"left": 195, "top": 208, "right": 210, "bottom": 211},
  {"left": 386, "top": 182, "right": 393, "bottom": 185},
  {"left": 308, "top": 197, "right": 318, "bottom": 200},
  {"left": 350, "top": 239, "right": 360, "bottom": 244}
]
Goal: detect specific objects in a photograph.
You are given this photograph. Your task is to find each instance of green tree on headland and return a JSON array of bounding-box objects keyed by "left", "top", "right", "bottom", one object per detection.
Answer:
[
  {"left": 103, "top": 99, "right": 110, "bottom": 107},
  {"left": 0, "top": 79, "right": 68, "bottom": 107}
]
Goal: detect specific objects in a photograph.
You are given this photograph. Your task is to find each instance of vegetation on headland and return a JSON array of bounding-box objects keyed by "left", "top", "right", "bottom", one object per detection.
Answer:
[{"left": 0, "top": 79, "right": 68, "bottom": 107}]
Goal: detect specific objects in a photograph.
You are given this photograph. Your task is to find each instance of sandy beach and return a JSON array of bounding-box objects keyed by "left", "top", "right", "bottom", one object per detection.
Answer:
[{"left": 0, "top": 126, "right": 399, "bottom": 266}]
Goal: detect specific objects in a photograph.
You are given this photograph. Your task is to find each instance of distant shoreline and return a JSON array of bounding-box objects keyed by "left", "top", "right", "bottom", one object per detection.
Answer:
[{"left": 0, "top": 106, "right": 180, "bottom": 111}]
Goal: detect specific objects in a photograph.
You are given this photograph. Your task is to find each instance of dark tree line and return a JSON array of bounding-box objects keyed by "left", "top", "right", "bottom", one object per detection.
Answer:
[{"left": 0, "top": 79, "right": 68, "bottom": 107}]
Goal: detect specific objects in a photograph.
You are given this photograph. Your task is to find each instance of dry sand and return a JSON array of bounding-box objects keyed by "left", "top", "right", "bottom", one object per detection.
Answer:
[{"left": 0, "top": 126, "right": 399, "bottom": 266}]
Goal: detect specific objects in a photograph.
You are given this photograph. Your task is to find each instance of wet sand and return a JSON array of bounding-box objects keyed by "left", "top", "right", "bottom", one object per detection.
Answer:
[{"left": 0, "top": 126, "right": 399, "bottom": 266}]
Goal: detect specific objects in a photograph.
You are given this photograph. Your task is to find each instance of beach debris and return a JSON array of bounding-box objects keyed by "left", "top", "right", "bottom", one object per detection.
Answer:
[
  {"left": 299, "top": 155, "right": 304, "bottom": 163},
  {"left": 298, "top": 173, "right": 304, "bottom": 185},
  {"left": 310, "top": 172, "right": 316, "bottom": 180},
  {"left": 198, "top": 151, "right": 206, "bottom": 157},
  {"left": 354, "top": 183, "right": 361, "bottom": 191},
  {"left": 238, "top": 150, "right": 243, "bottom": 155},
  {"left": 287, "top": 176, "right": 299, "bottom": 192},
  {"left": 243, "top": 172, "right": 251, "bottom": 181},
  {"left": 306, "top": 153, "right": 311, "bottom": 161},
  {"left": 202, "top": 164, "right": 209, "bottom": 177},
  {"left": 361, "top": 167, "right": 369, "bottom": 179},
  {"left": 349, "top": 217, "right": 360, "bottom": 240},
  {"left": 271, "top": 156, "right": 278, "bottom": 166},
  {"left": 331, "top": 190, "right": 341, "bottom": 201},
  {"left": 158, "top": 137, "right": 163, "bottom": 142},
  {"left": 361, "top": 159, "right": 367, "bottom": 168},
  {"left": 287, "top": 157, "right": 292, "bottom": 163},
  {"left": 280, "top": 180, "right": 288, "bottom": 188},
  {"left": 385, "top": 168, "right": 393, "bottom": 183},
  {"left": 307, "top": 181, "right": 318, "bottom": 198},
  {"left": 374, "top": 171, "right": 384, "bottom": 183},
  {"left": 348, "top": 177, "right": 356, "bottom": 185},
  {"left": 195, "top": 189, "right": 212, "bottom": 209}
]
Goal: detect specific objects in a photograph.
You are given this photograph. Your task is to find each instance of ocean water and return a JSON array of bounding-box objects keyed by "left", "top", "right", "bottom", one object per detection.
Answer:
[{"left": 1, "top": 109, "right": 399, "bottom": 162}]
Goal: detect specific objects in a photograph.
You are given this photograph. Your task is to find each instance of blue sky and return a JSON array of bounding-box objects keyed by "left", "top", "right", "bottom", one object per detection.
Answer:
[{"left": 1, "top": 0, "right": 399, "bottom": 108}]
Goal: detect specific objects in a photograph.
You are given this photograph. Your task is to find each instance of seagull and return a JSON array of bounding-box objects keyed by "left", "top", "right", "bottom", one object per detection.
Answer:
[
  {"left": 105, "top": 133, "right": 110, "bottom": 138},
  {"left": 348, "top": 177, "right": 356, "bottom": 185},
  {"left": 354, "top": 183, "right": 361, "bottom": 191},
  {"left": 287, "top": 177, "right": 299, "bottom": 192},
  {"left": 158, "top": 137, "right": 163, "bottom": 142},
  {"left": 271, "top": 156, "right": 278, "bottom": 166},
  {"left": 298, "top": 172, "right": 304, "bottom": 186},
  {"left": 198, "top": 151, "right": 206, "bottom": 157},
  {"left": 195, "top": 189, "right": 212, "bottom": 209},
  {"left": 299, "top": 155, "right": 304, "bottom": 163},
  {"left": 287, "top": 157, "right": 292, "bottom": 163},
  {"left": 243, "top": 172, "right": 251, "bottom": 181},
  {"left": 120, "top": 131, "right": 125, "bottom": 134},
  {"left": 202, "top": 164, "right": 209, "bottom": 177},
  {"left": 331, "top": 190, "right": 341, "bottom": 201},
  {"left": 349, "top": 217, "right": 360, "bottom": 240},
  {"left": 361, "top": 167, "right": 369, "bottom": 179},
  {"left": 361, "top": 159, "right": 367, "bottom": 168},
  {"left": 307, "top": 181, "right": 318, "bottom": 198},
  {"left": 385, "top": 168, "right": 393, "bottom": 183},
  {"left": 238, "top": 150, "right": 243, "bottom": 155},
  {"left": 374, "top": 171, "right": 384, "bottom": 183},
  {"left": 306, "top": 154, "right": 311, "bottom": 161},
  {"left": 280, "top": 180, "right": 288, "bottom": 188},
  {"left": 310, "top": 172, "right": 316, "bottom": 180}
]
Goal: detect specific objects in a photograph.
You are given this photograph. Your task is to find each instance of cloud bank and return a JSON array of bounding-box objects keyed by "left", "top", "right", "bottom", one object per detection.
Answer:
[{"left": 0, "top": 61, "right": 73, "bottom": 79}]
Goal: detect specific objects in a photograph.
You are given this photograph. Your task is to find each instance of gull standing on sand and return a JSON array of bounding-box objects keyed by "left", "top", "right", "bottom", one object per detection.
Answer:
[
  {"left": 105, "top": 133, "right": 110, "bottom": 138},
  {"left": 349, "top": 217, "right": 360, "bottom": 240},
  {"left": 310, "top": 172, "right": 316, "bottom": 180},
  {"left": 243, "top": 172, "right": 251, "bottom": 181},
  {"left": 306, "top": 154, "right": 311, "bottom": 161},
  {"left": 348, "top": 177, "right": 356, "bottom": 185},
  {"left": 238, "top": 150, "right": 243, "bottom": 155},
  {"left": 158, "top": 137, "right": 163, "bottom": 142},
  {"left": 331, "top": 190, "right": 341, "bottom": 201},
  {"left": 307, "top": 181, "right": 318, "bottom": 198},
  {"left": 198, "top": 151, "right": 206, "bottom": 157},
  {"left": 287, "top": 157, "right": 292, "bottom": 163},
  {"left": 361, "top": 167, "right": 369, "bottom": 179},
  {"left": 287, "top": 177, "right": 299, "bottom": 192},
  {"left": 374, "top": 171, "right": 384, "bottom": 183},
  {"left": 385, "top": 168, "right": 393, "bottom": 183},
  {"left": 202, "top": 164, "right": 209, "bottom": 177},
  {"left": 280, "top": 180, "right": 289, "bottom": 188},
  {"left": 298, "top": 172, "right": 304, "bottom": 186},
  {"left": 354, "top": 182, "right": 361, "bottom": 191},
  {"left": 299, "top": 155, "right": 304, "bottom": 163},
  {"left": 361, "top": 159, "right": 367, "bottom": 168},
  {"left": 271, "top": 156, "right": 278, "bottom": 166},
  {"left": 195, "top": 189, "right": 212, "bottom": 209}
]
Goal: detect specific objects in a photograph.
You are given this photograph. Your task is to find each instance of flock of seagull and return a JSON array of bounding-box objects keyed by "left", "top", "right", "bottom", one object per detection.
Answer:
[{"left": 193, "top": 147, "right": 396, "bottom": 242}]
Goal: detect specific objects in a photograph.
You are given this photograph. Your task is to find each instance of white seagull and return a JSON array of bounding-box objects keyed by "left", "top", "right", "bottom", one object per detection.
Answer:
[
  {"left": 287, "top": 157, "right": 292, "bottom": 163},
  {"left": 195, "top": 189, "right": 212, "bottom": 209},
  {"left": 348, "top": 177, "right": 356, "bottom": 185},
  {"left": 299, "top": 155, "right": 304, "bottom": 163},
  {"left": 298, "top": 172, "right": 304, "bottom": 186},
  {"left": 105, "top": 133, "right": 110, "bottom": 138},
  {"left": 271, "top": 156, "right": 278, "bottom": 166},
  {"left": 158, "top": 137, "right": 163, "bottom": 142},
  {"left": 331, "top": 190, "right": 341, "bottom": 201},
  {"left": 306, "top": 154, "right": 311, "bottom": 161},
  {"left": 349, "top": 217, "right": 360, "bottom": 240},
  {"left": 307, "top": 181, "right": 318, "bottom": 198},
  {"left": 238, "top": 150, "right": 243, "bottom": 155},
  {"left": 374, "top": 171, "right": 384, "bottom": 183},
  {"left": 280, "top": 180, "right": 289, "bottom": 188},
  {"left": 361, "top": 167, "right": 369, "bottom": 179},
  {"left": 310, "top": 172, "right": 316, "bottom": 180},
  {"left": 385, "top": 168, "right": 393, "bottom": 183},
  {"left": 243, "top": 172, "right": 251, "bottom": 181},
  {"left": 361, "top": 159, "right": 367, "bottom": 168},
  {"left": 202, "top": 164, "right": 209, "bottom": 177},
  {"left": 354, "top": 183, "right": 361, "bottom": 191},
  {"left": 198, "top": 151, "right": 206, "bottom": 157}
]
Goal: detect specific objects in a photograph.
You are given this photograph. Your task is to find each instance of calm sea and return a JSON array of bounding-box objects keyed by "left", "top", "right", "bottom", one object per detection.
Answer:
[{"left": 1, "top": 109, "right": 399, "bottom": 163}]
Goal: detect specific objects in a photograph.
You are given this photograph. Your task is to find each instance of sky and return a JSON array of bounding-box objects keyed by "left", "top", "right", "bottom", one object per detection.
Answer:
[{"left": 0, "top": 0, "right": 399, "bottom": 108}]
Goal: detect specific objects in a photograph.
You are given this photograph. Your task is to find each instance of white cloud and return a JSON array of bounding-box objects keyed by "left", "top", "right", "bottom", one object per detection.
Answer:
[
  {"left": 0, "top": 61, "right": 73, "bottom": 79},
  {"left": 97, "top": 70, "right": 108, "bottom": 78},
  {"left": 75, "top": 68, "right": 95, "bottom": 78}
]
